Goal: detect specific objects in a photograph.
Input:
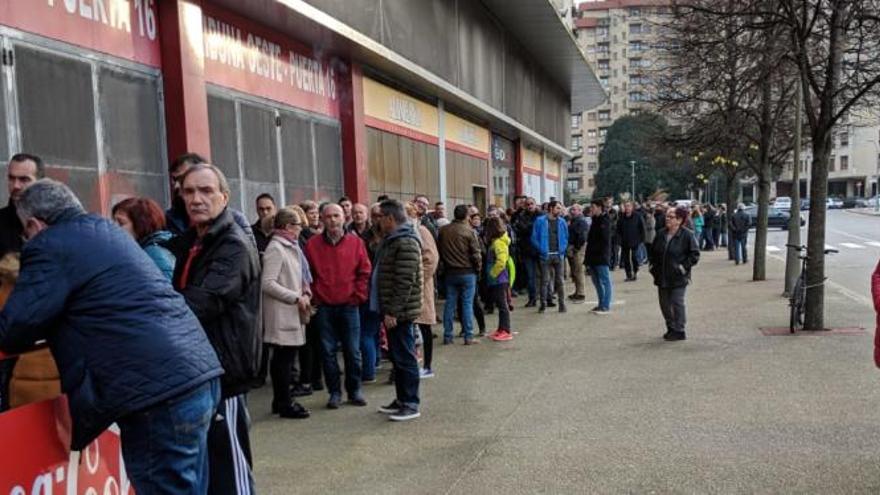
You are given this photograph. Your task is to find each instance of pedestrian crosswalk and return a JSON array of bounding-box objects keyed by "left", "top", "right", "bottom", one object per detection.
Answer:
[{"left": 746, "top": 241, "right": 880, "bottom": 252}]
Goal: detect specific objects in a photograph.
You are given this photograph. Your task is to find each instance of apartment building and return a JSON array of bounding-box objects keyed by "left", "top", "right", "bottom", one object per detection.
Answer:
[
  {"left": 777, "top": 116, "right": 880, "bottom": 200},
  {"left": 568, "top": 0, "right": 670, "bottom": 198}
]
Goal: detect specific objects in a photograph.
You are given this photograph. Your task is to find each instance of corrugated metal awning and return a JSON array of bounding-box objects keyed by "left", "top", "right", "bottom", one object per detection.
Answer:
[{"left": 480, "top": 0, "right": 607, "bottom": 113}]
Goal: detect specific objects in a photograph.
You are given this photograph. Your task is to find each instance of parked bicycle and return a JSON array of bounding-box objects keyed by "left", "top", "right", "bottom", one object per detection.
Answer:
[{"left": 786, "top": 243, "right": 837, "bottom": 332}]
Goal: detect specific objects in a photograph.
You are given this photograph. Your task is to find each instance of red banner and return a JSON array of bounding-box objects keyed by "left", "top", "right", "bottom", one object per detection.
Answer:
[
  {"left": 0, "top": 0, "right": 162, "bottom": 67},
  {"left": 0, "top": 396, "right": 132, "bottom": 494},
  {"left": 201, "top": 4, "right": 341, "bottom": 118}
]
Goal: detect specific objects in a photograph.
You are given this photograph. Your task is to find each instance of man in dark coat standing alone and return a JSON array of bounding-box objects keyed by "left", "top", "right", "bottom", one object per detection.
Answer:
[{"left": 170, "top": 163, "right": 262, "bottom": 495}]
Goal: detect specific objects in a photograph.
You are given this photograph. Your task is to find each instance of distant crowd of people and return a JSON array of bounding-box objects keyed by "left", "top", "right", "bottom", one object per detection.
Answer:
[{"left": 0, "top": 150, "right": 753, "bottom": 494}]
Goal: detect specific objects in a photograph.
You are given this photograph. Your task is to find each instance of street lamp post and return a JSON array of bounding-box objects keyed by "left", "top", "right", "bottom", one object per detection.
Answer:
[{"left": 630, "top": 160, "right": 636, "bottom": 199}]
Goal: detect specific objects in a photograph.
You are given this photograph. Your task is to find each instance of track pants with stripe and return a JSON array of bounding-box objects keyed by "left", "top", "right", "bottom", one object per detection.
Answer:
[{"left": 209, "top": 394, "right": 256, "bottom": 495}]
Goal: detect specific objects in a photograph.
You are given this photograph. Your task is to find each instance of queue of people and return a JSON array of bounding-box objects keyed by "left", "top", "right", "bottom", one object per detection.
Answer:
[{"left": 0, "top": 150, "right": 731, "bottom": 494}]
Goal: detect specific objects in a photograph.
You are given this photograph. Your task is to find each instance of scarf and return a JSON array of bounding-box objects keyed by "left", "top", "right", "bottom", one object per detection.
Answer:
[{"left": 273, "top": 229, "right": 313, "bottom": 285}]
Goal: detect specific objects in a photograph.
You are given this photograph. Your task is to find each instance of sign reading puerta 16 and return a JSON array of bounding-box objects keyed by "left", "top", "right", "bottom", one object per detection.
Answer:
[{"left": 201, "top": 5, "right": 341, "bottom": 118}]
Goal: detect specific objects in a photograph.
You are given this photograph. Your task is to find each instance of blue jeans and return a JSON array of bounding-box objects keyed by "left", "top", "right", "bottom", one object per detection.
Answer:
[
  {"left": 315, "top": 305, "right": 363, "bottom": 399},
  {"left": 636, "top": 243, "right": 648, "bottom": 265},
  {"left": 387, "top": 320, "right": 420, "bottom": 409},
  {"left": 734, "top": 236, "right": 748, "bottom": 263},
  {"left": 118, "top": 378, "right": 220, "bottom": 495},
  {"left": 443, "top": 273, "right": 476, "bottom": 340},
  {"left": 359, "top": 304, "right": 381, "bottom": 381},
  {"left": 589, "top": 264, "right": 613, "bottom": 310}
]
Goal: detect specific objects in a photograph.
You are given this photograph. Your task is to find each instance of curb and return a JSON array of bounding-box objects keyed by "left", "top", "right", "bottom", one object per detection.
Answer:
[{"left": 844, "top": 208, "right": 880, "bottom": 217}]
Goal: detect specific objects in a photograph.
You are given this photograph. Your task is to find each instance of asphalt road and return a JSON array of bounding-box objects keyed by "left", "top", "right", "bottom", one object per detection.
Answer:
[{"left": 759, "top": 209, "right": 879, "bottom": 304}]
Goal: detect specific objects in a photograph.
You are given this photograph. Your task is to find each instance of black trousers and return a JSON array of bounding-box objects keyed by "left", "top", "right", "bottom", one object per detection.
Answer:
[
  {"left": 490, "top": 284, "right": 511, "bottom": 330},
  {"left": 300, "top": 321, "right": 322, "bottom": 387},
  {"left": 658, "top": 286, "right": 688, "bottom": 334},
  {"left": 418, "top": 323, "right": 434, "bottom": 370},
  {"left": 621, "top": 244, "right": 640, "bottom": 278},
  {"left": 269, "top": 345, "right": 302, "bottom": 408}
]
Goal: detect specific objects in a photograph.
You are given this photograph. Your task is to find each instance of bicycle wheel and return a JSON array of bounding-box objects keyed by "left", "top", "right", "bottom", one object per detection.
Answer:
[{"left": 789, "top": 276, "right": 804, "bottom": 333}]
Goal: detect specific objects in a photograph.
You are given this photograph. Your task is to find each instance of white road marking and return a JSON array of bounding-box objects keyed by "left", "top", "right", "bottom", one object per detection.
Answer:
[
  {"left": 767, "top": 246, "right": 781, "bottom": 252},
  {"left": 765, "top": 251, "right": 872, "bottom": 307},
  {"left": 825, "top": 244, "right": 837, "bottom": 250},
  {"left": 866, "top": 241, "right": 880, "bottom": 247},
  {"left": 840, "top": 242, "right": 865, "bottom": 249},
  {"left": 828, "top": 227, "right": 878, "bottom": 244}
]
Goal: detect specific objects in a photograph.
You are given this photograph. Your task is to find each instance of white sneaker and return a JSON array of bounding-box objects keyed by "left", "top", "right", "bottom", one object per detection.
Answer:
[{"left": 420, "top": 368, "right": 435, "bottom": 379}]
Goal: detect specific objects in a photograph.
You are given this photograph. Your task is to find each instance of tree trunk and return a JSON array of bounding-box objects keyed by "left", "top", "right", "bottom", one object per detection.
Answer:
[
  {"left": 803, "top": 137, "right": 831, "bottom": 331},
  {"left": 752, "top": 169, "right": 771, "bottom": 280}
]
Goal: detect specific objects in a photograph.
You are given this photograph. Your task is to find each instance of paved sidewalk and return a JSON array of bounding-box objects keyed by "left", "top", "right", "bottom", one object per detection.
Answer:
[{"left": 251, "top": 250, "right": 880, "bottom": 494}]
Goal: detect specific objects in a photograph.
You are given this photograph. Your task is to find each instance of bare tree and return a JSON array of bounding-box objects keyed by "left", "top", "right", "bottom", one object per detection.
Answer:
[
  {"left": 656, "top": 0, "right": 796, "bottom": 279},
  {"left": 773, "top": 0, "right": 880, "bottom": 329}
]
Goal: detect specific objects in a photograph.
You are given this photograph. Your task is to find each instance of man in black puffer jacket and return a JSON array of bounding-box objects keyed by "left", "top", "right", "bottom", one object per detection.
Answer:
[
  {"left": 372, "top": 199, "right": 423, "bottom": 421},
  {"left": 170, "top": 163, "right": 261, "bottom": 495},
  {"left": 0, "top": 179, "right": 222, "bottom": 494},
  {"left": 585, "top": 199, "right": 613, "bottom": 314}
]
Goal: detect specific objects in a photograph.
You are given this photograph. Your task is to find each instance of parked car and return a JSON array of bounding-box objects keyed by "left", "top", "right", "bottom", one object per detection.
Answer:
[
  {"left": 773, "top": 196, "right": 792, "bottom": 211},
  {"left": 800, "top": 198, "right": 810, "bottom": 211},
  {"left": 826, "top": 197, "right": 844, "bottom": 209},
  {"left": 867, "top": 195, "right": 880, "bottom": 207},
  {"left": 841, "top": 197, "right": 868, "bottom": 209},
  {"left": 744, "top": 206, "right": 805, "bottom": 229}
]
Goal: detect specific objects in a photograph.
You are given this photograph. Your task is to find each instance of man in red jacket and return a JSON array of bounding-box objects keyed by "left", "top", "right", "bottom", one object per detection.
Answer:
[{"left": 305, "top": 203, "right": 372, "bottom": 409}]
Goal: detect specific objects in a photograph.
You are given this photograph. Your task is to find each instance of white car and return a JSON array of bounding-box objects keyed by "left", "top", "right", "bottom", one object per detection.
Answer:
[
  {"left": 773, "top": 196, "right": 791, "bottom": 210},
  {"left": 673, "top": 199, "right": 693, "bottom": 208},
  {"left": 826, "top": 197, "right": 843, "bottom": 209}
]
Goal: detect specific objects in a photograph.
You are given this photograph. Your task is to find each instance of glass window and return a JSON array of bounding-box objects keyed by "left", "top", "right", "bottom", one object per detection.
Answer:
[
  {"left": 313, "top": 122, "right": 343, "bottom": 202},
  {"left": 240, "top": 103, "right": 281, "bottom": 209},
  {"left": 207, "top": 94, "right": 243, "bottom": 211},
  {"left": 98, "top": 67, "right": 166, "bottom": 207},
  {"left": 840, "top": 156, "right": 848, "bottom": 170},
  {"left": 15, "top": 45, "right": 97, "bottom": 170},
  {"left": 280, "top": 111, "right": 316, "bottom": 204},
  {"left": 15, "top": 44, "right": 100, "bottom": 210}
]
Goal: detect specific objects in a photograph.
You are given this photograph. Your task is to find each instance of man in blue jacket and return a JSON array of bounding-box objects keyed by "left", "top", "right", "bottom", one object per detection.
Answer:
[
  {"left": 0, "top": 179, "right": 223, "bottom": 494},
  {"left": 531, "top": 200, "right": 569, "bottom": 313}
]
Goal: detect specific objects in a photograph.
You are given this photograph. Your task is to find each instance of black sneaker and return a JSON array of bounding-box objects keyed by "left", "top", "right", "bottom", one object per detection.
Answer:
[
  {"left": 279, "top": 403, "right": 310, "bottom": 419},
  {"left": 538, "top": 304, "right": 546, "bottom": 313},
  {"left": 311, "top": 382, "right": 325, "bottom": 392},
  {"left": 558, "top": 305, "right": 567, "bottom": 313},
  {"left": 524, "top": 300, "right": 537, "bottom": 308},
  {"left": 443, "top": 337, "right": 454, "bottom": 345},
  {"left": 663, "top": 331, "right": 686, "bottom": 341},
  {"left": 327, "top": 395, "right": 341, "bottom": 409},
  {"left": 378, "top": 400, "right": 402, "bottom": 414},
  {"left": 389, "top": 406, "right": 421, "bottom": 422},
  {"left": 547, "top": 300, "right": 556, "bottom": 308},
  {"left": 348, "top": 396, "right": 368, "bottom": 407}
]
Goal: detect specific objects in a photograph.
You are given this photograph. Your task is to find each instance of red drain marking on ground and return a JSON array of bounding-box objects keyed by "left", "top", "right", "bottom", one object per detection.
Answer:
[{"left": 759, "top": 327, "right": 866, "bottom": 336}]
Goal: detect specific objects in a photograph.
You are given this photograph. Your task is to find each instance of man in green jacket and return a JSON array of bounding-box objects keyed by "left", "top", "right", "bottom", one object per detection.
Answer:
[{"left": 371, "top": 199, "right": 423, "bottom": 421}]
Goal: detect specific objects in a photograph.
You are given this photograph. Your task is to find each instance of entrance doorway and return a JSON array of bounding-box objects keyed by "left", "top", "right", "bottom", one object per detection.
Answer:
[{"left": 472, "top": 186, "right": 487, "bottom": 215}]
